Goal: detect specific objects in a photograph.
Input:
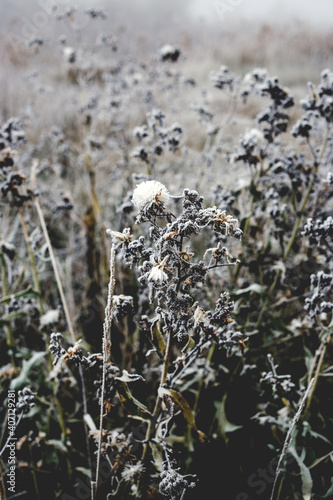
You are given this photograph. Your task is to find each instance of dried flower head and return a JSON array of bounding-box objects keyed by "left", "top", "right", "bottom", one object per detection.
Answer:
[
  {"left": 193, "top": 306, "right": 208, "bottom": 328},
  {"left": 132, "top": 180, "right": 169, "bottom": 213},
  {"left": 148, "top": 255, "right": 170, "bottom": 286},
  {"left": 17, "top": 387, "right": 37, "bottom": 414},
  {"left": 160, "top": 44, "right": 180, "bottom": 62},
  {"left": 113, "top": 295, "right": 134, "bottom": 321},
  {"left": 106, "top": 228, "right": 132, "bottom": 248},
  {"left": 63, "top": 46, "right": 76, "bottom": 63},
  {"left": 159, "top": 456, "right": 197, "bottom": 498}
]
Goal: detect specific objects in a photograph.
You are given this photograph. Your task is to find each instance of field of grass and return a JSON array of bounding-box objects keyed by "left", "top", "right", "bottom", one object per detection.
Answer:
[{"left": 1, "top": 4, "right": 333, "bottom": 500}]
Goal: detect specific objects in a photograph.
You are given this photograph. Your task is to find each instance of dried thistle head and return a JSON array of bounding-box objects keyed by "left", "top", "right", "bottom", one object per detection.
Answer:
[{"left": 132, "top": 180, "right": 170, "bottom": 215}]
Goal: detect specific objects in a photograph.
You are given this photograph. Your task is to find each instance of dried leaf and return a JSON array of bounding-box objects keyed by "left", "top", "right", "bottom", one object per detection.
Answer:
[
  {"left": 117, "top": 382, "right": 153, "bottom": 420},
  {"left": 158, "top": 387, "right": 206, "bottom": 442}
]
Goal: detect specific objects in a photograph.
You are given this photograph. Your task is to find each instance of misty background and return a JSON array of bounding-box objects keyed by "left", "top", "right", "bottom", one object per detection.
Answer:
[
  {"left": 1, "top": 0, "right": 332, "bottom": 106},
  {"left": 1, "top": 0, "right": 332, "bottom": 36}
]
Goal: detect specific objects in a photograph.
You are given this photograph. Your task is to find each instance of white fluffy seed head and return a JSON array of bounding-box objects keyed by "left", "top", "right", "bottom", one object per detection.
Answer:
[
  {"left": 243, "top": 128, "right": 264, "bottom": 145},
  {"left": 193, "top": 306, "right": 207, "bottom": 327},
  {"left": 148, "top": 255, "right": 169, "bottom": 285},
  {"left": 121, "top": 461, "right": 145, "bottom": 482},
  {"left": 132, "top": 180, "right": 169, "bottom": 212},
  {"left": 148, "top": 267, "right": 168, "bottom": 285}
]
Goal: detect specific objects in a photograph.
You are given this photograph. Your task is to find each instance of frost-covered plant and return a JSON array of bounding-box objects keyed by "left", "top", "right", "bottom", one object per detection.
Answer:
[{"left": 103, "top": 179, "right": 245, "bottom": 497}]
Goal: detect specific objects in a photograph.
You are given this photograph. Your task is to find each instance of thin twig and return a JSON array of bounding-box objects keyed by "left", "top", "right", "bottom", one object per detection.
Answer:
[{"left": 33, "top": 197, "right": 75, "bottom": 342}]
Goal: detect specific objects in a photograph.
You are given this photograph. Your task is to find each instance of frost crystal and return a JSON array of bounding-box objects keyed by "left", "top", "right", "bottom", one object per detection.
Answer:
[{"left": 132, "top": 180, "right": 169, "bottom": 212}]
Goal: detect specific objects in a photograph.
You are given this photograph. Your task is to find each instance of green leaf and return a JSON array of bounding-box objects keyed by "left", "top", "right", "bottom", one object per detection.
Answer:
[
  {"left": 182, "top": 337, "right": 195, "bottom": 353},
  {"left": 75, "top": 467, "right": 91, "bottom": 478},
  {"left": 158, "top": 387, "right": 206, "bottom": 442},
  {"left": 0, "top": 285, "right": 38, "bottom": 304},
  {"left": 306, "top": 429, "right": 332, "bottom": 445},
  {"left": 10, "top": 351, "right": 46, "bottom": 390},
  {"left": 322, "top": 478, "right": 333, "bottom": 498},
  {"left": 233, "top": 283, "right": 265, "bottom": 297},
  {"left": 1, "top": 310, "right": 30, "bottom": 324},
  {"left": 214, "top": 394, "right": 242, "bottom": 443},
  {"left": 47, "top": 439, "right": 69, "bottom": 454},
  {"left": 289, "top": 445, "right": 313, "bottom": 500},
  {"left": 151, "top": 319, "right": 166, "bottom": 355}
]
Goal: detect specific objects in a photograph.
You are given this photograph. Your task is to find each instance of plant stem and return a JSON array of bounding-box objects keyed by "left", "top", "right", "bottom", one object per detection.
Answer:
[
  {"left": 186, "top": 343, "right": 216, "bottom": 447},
  {"left": 93, "top": 244, "right": 116, "bottom": 499},
  {"left": 141, "top": 324, "right": 173, "bottom": 466},
  {"left": 161, "top": 327, "right": 172, "bottom": 386},
  {"left": 0, "top": 285, "right": 37, "bottom": 304},
  {"left": 302, "top": 341, "right": 328, "bottom": 420},
  {"left": 17, "top": 208, "right": 44, "bottom": 316},
  {"left": 193, "top": 343, "right": 215, "bottom": 416},
  {"left": 0, "top": 252, "right": 15, "bottom": 366}
]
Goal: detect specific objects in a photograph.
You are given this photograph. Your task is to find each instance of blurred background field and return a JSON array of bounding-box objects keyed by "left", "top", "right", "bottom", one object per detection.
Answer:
[
  {"left": 1, "top": 1, "right": 333, "bottom": 183},
  {"left": 1, "top": 0, "right": 333, "bottom": 195}
]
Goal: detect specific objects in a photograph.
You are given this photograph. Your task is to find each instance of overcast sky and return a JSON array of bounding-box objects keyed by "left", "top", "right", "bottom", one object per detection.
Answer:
[{"left": 190, "top": 0, "right": 332, "bottom": 28}]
